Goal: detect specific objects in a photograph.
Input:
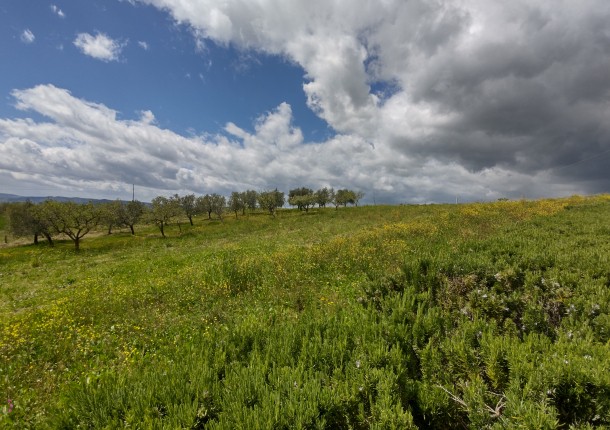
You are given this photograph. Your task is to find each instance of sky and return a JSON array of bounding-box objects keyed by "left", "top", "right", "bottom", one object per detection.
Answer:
[{"left": 1, "top": 0, "right": 609, "bottom": 204}]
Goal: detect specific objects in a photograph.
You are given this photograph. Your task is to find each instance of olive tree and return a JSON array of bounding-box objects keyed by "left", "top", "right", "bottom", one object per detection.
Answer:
[
  {"left": 241, "top": 190, "right": 258, "bottom": 213},
  {"left": 100, "top": 200, "right": 123, "bottom": 235},
  {"left": 288, "top": 187, "right": 315, "bottom": 212},
  {"left": 228, "top": 192, "right": 245, "bottom": 219},
  {"left": 334, "top": 189, "right": 355, "bottom": 207},
  {"left": 315, "top": 187, "right": 333, "bottom": 208},
  {"left": 117, "top": 200, "right": 146, "bottom": 235},
  {"left": 332, "top": 189, "right": 364, "bottom": 207},
  {"left": 196, "top": 195, "right": 213, "bottom": 220},
  {"left": 258, "top": 189, "right": 284, "bottom": 216},
  {"left": 36, "top": 200, "right": 100, "bottom": 250},
  {"left": 211, "top": 194, "right": 226, "bottom": 220},
  {"left": 147, "top": 196, "right": 181, "bottom": 237},
  {"left": 179, "top": 194, "right": 197, "bottom": 225},
  {"left": 7, "top": 201, "right": 54, "bottom": 246},
  {"left": 196, "top": 194, "right": 225, "bottom": 220}
]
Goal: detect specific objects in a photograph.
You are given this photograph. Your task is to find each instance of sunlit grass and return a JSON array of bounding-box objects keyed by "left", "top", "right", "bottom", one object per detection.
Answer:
[{"left": 1, "top": 196, "right": 609, "bottom": 428}]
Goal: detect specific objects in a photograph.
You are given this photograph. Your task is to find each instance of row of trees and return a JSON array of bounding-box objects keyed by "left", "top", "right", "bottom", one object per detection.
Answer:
[
  {"left": 4, "top": 188, "right": 363, "bottom": 249},
  {"left": 7, "top": 200, "right": 146, "bottom": 250},
  {"left": 287, "top": 187, "right": 364, "bottom": 212},
  {"left": 152, "top": 189, "right": 287, "bottom": 231}
]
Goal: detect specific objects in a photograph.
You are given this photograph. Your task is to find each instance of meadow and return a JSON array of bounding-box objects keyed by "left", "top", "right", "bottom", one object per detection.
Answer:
[{"left": 1, "top": 196, "right": 609, "bottom": 428}]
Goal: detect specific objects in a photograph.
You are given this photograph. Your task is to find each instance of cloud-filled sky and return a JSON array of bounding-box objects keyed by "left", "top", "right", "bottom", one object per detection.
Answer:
[{"left": 1, "top": 0, "right": 609, "bottom": 203}]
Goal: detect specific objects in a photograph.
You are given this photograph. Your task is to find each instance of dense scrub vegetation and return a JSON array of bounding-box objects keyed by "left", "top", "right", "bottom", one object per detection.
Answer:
[{"left": 1, "top": 196, "right": 609, "bottom": 428}]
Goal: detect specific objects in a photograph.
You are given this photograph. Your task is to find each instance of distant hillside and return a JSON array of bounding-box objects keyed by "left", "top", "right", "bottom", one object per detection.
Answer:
[
  {"left": 0, "top": 193, "right": 23, "bottom": 202},
  {"left": 0, "top": 193, "right": 121, "bottom": 204}
]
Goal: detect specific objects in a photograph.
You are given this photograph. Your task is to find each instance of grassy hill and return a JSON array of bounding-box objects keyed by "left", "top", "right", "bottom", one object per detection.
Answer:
[{"left": 1, "top": 196, "right": 609, "bottom": 428}]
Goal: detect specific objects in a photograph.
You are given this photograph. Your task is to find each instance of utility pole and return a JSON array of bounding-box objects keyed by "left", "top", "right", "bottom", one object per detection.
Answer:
[{"left": 132, "top": 184, "right": 135, "bottom": 202}]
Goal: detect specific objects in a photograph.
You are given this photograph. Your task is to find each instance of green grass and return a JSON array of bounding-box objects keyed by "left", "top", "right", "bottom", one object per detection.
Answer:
[
  {"left": 1, "top": 197, "right": 610, "bottom": 428},
  {"left": 0, "top": 210, "right": 8, "bottom": 244}
]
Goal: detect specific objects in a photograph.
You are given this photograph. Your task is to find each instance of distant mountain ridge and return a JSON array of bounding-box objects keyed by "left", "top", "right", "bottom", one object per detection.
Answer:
[{"left": 0, "top": 193, "right": 125, "bottom": 204}]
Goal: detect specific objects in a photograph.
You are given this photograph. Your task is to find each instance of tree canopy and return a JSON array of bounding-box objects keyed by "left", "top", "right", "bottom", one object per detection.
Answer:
[
  {"left": 288, "top": 188, "right": 315, "bottom": 212},
  {"left": 7, "top": 200, "right": 54, "bottom": 246},
  {"left": 36, "top": 200, "right": 100, "bottom": 250},
  {"left": 258, "top": 189, "right": 285, "bottom": 216},
  {"left": 147, "top": 196, "right": 181, "bottom": 237}
]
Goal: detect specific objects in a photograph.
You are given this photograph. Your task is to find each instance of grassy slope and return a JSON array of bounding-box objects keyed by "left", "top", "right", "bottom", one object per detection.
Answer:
[{"left": 1, "top": 197, "right": 609, "bottom": 428}]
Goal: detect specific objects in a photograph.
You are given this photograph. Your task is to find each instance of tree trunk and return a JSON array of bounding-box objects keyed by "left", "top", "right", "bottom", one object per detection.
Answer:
[
  {"left": 188, "top": 216, "right": 194, "bottom": 226},
  {"left": 107, "top": 224, "right": 113, "bottom": 235},
  {"left": 34, "top": 233, "right": 39, "bottom": 245},
  {"left": 159, "top": 222, "right": 165, "bottom": 237},
  {"left": 129, "top": 224, "right": 135, "bottom": 235},
  {"left": 74, "top": 237, "right": 80, "bottom": 251},
  {"left": 43, "top": 233, "right": 54, "bottom": 247}
]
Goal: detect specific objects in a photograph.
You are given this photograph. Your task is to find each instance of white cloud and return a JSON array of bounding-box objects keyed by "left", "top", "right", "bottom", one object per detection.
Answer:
[
  {"left": 128, "top": 0, "right": 610, "bottom": 197},
  {"left": 4, "top": 0, "right": 610, "bottom": 201},
  {"left": 73, "top": 32, "right": 125, "bottom": 62},
  {"left": 139, "top": 110, "right": 156, "bottom": 124},
  {"left": 51, "top": 4, "right": 65, "bottom": 18},
  {"left": 0, "top": 84, "right": 593, "bottom": 203},
  {"left": 138, "top": 40, "right": 149, "bottom": 50},
  {"left": 20, "top": 29, "right": 35, "bottom": 44}
]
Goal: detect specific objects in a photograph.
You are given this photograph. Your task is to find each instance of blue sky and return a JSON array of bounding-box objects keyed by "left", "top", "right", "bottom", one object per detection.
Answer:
[
  {"left": 0, "top": 0, "right": 329, "bottom": 140},
  {"left": 1, "top": 0, "right": 609, "bottom": 202}
]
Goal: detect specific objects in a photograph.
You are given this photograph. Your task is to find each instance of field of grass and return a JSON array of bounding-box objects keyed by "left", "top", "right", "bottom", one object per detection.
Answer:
[{"left": 1, "top": 196, "right": 609, "bottom": 428}]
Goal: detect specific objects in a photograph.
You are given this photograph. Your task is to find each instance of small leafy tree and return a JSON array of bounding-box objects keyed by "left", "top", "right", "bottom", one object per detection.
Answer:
[
  {"left": 335, "top": 189, "right": 356, "bottom": 207},
  {"left": 172, "top": 194, "right": 187, "bottom": 232},
  {"left": 242, "top": 190, "right": 258, "bottom": 213},
  {"left": 196, "top": 195, "right": 213, "bottom": 220},
  {"left": 211, "top": 194, "right": 226, "bottom": 220},
  {"left": 330, "top": 188, "right": 340, "bottom": 210},
  {"left": 179, "top": 194, "right": 197, "bottom": 226},
  {"left": 274, "top": 189, "right": 285, "bottom": 210},
  {"left": 228, "top": 192, "right": 245, "bottom": 219},
  {"left": 315, "top": 187, "right": 333, "bottom": 208},
  {"left": 117, "top": 200, "right": 146, "bottom": 235},
  {"left": 37, "top": 200, "right": 100, "bottom": 250},
  {"left": 293, "top": 195, "right": 316, "bottom": 212},
  {"left": 258, "top": 189, "right": 284, "bottom": 216},
  {"left": 100, "top": 200, "right": 123, "bottom": 235},
  {"left": 147, "top": 196, "right": 181, "bottom": 237},
  {"left": 288, "top": 187, "right": 315, "bottom": 212},
  {"left": 7, "top": 201, "right": 54, "bottom": 245}
]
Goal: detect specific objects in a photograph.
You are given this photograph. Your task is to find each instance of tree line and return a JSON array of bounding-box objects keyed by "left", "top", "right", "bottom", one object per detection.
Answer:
[
  {"left": 3, "top": 187, "right": 363, "bottom": 249},
  {"left": 287, "top": 187, "right": 363, "bottom": 212}
]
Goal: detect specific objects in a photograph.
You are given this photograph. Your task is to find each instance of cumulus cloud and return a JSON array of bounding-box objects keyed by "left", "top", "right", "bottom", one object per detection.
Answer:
[
  {"left": 138, "top": 40, "right": 149, "bottom": 50},
  {"left": 129, "top": 0, "right": 610, "bottom": 197},
  {"left": 0, "top": 86, "right": 319, "bottom": 200},
  {"left": 73, "top": 32, "right": 125, "bottom": 62},
  {"left": 139, "top": 110, "right": 156, "bottom": 124},
  {"left": 3, "top": 0, "right": 610, "bottom": 202},
  {"left": 20, "top": 29, "right": 35, "bottom": 44},
  {"left": 0, "top": 84, "right": 591, "bottom": 203}
]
